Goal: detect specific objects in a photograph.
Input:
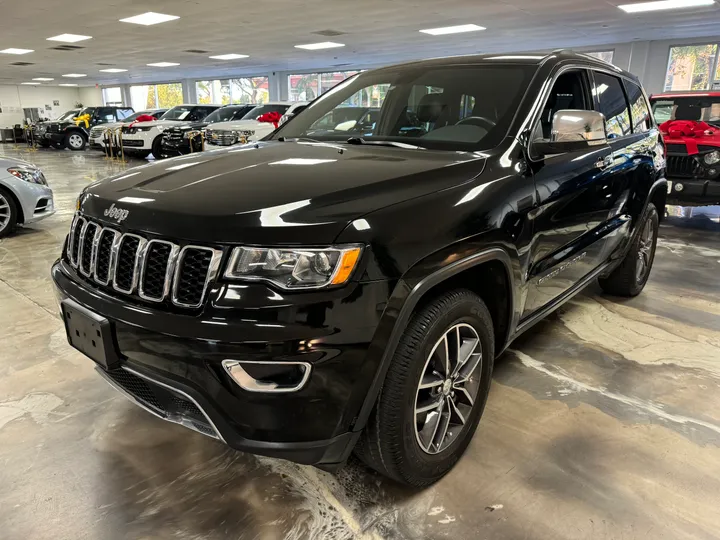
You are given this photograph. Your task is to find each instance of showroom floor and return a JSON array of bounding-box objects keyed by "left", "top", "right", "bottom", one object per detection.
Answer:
[{"left": 1, "top": 145, "right": 719, "bottom": 540}]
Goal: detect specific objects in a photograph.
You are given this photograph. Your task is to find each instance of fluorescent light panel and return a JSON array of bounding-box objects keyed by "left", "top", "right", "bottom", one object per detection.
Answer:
[
  {"left": 99, "top": 68, "right": 128, "bottom": 73},
  {"left": 58, "top": 83, "right": 78, "bottom": 86},
  {"left": 0, "top": 48, "right": 33, "bottom": 55},
  {"left": 419, "top": 24, "right": 486, "bottom": 35},
  {"left": 119, "top": 12, "right": 180, "bottom": 25},
  {"left": 209, "top": 53, "right": 249, "bottom": 60},
  {"left": 63, "top": 73, "right": 86, "bottom": 78},
  {"left": 147, "top": 62, "right": 179, "bottom": 67},
  {"left": 294, "top": 42, "right": 345, "bottom": 50},
  {"left": 21, "top": 82, "right": 41, "bottom": 85},
  {"left": 47, "top": 34, "right": 92, "bottom": 43},
  {"left": 619, "top": 0, "right": 715, "bottom": 12},
  {"left": 33, "top": 77, "right": 54, "bottom": 81}
]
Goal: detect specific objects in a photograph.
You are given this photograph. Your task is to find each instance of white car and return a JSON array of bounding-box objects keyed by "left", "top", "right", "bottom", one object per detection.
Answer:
[
  {"left": 0, "top": 157, "right": 54, "bottom": 238},
  {"left": 88, "top": 109, "right": 167, "bottom": 151},
  {"left": 121, "top": 104, "right": 221, "bottom": 158},
  {"left": 204, "top": 102, "right": 307, "bottom": 148}
]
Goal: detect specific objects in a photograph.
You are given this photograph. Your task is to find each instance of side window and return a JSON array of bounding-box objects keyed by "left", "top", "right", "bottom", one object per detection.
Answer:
[
  {"left": 534, "top": 70, "right": 591, "bottom": 141},
  {"left": 623, "top": 81, "right": 652, "bottom": 133},
  {"left": 593, "top": 72, "right": 631, "bottom": 138},
  {"left": 96, "top": 108, "right": 116, "bottom": 124},
  {"left": 117, "top": 108, "right": 133, "bottom": 120}
]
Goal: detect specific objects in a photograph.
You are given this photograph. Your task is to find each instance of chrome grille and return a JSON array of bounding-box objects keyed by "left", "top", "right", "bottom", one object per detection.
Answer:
[
  {"left": 205, "top": 129, "right": 237, "bottom": 146},
  {"left": 65, "top": 216, "right": 222, "bottom": 309},
  {"left": 89, "top": 127, "right": 104, "bottom": 139},
  {"left": 164, "top": 128, "right": 184, "bottom": 143}
]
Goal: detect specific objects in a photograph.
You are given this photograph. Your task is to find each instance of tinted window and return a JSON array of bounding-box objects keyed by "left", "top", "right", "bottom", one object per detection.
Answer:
[
  {"left": 593, "top": 72, "right": 631, "bottom": 138},
  {"left": 117, "top": 108, "right": 134, "bottom": 120},
  {"left": 274, "top": 65, "right": 535, "bottom": 151},
  {"left": 203, "top": 106, "right": 253, "bottom": 123},
  {"left": 242, "top": 104, "right": 292, "bottom": 120},
  {"left": 624, "top": 81, "right": 652, "bottom": 133},
  {"left": 650, "top": 96, "right": 720, "bottom": 127},
  {"left": 535, "top": 70, "right": 591, "bottom": 140},
  {"left": 96, "top": 108, "right": 116, "bottom": 123}
]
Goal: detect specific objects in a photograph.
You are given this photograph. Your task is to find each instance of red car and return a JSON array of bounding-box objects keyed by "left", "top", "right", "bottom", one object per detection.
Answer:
[{"left": 650, "top": 91, "right": 720, "bottom": 205}]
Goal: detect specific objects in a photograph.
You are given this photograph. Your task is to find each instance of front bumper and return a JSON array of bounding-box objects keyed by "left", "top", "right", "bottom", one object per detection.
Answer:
[
  {"left": 52, "top": 260, "right": 389, "bottom": 467},
  {"left": 666, "top": 178, "right": 720, "bottom": 206},
  {"left": 2, "top": 176, "right": 54, "bottom": 224},
  {"left": 161, "top": 139, "right": 194, "bottom": 157}
]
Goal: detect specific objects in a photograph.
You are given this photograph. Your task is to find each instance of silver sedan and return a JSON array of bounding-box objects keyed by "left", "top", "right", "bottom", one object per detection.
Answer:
[{"left": 0, "top": 157, "right": 54, "bottom": 237}]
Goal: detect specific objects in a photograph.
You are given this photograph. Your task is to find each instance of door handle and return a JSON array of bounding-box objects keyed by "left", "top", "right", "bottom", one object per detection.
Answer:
[{"left": 596, "top": 155, "right": 613, "bottom": 170}]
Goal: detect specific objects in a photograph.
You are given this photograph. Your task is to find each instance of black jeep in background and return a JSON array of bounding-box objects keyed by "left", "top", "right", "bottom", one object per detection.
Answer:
[
  {"left": 43, "top": 106, "right": 134, "bottom": 151},
  {"left": 53, "top": 51, "right": 667, "bottom": 487}
]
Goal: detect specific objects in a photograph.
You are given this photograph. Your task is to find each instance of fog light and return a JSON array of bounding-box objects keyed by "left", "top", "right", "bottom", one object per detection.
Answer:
[
  {"left": 675, "top": 183, "right": 684, "bottom": 192},
  {"left": 222, "top": 360, "right": 311, "bottom": 393},
  {"left": 710, "top": 168, "right": 719, "bottom": 177}
]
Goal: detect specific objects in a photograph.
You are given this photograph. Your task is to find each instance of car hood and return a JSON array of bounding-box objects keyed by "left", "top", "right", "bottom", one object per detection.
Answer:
[
  {"left": 91, "top": 121, "right": 123, "bottom": 131},
  {"left": 79, "top": 141, "right": 486, "bottom": 244},
  {"left": 167, "top": 121, "right": 209, "bottom": 131},
  {"left": 130, "top": 119, "right": 185, "bottom": 129},
  {"left": 208, "top": 119, "right": 267, "bottom": 131},
  {"left": 0, "top": 156, "right": 36, "bottom": 169}
]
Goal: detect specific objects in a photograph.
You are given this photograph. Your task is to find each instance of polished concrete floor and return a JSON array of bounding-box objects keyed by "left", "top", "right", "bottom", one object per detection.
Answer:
[{"left": 1, "top": 144, "right": 720, "bottom": 540}]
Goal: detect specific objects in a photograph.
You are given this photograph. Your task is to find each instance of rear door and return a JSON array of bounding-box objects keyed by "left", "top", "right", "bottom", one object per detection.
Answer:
[{"left": 523, "top": 67, "right": 616, "bottom": 317}]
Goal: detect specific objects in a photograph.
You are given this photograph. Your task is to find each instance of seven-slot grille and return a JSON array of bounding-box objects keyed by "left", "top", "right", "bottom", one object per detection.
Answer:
[
  {"left": 66, "top": 215, "right": 221, "bottom": 308},
  {"left": 666, "top": 155, "right": 702, "bottom": 178}
]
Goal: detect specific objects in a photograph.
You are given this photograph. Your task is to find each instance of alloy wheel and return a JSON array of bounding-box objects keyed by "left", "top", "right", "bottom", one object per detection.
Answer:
[
  {"left": 636, "top": 218, "right": 655, "bottom": 283},
  {"left": 414, "top": 323, "right": 483, "bottom": 455},
  {"left": 0, "top": 193, "right": 10, "bottom": 233},
  {"left": 69, "top": 134, "right": 84, "bottom": 149}
]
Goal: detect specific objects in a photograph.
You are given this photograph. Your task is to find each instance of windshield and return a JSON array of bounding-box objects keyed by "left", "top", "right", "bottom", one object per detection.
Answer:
[
  {"left": 160, "top": 106, "right": 197, "bottom": 121},
  {"left": 271, "top": 65, "right": 534, "bottom": 151},
  {"left": 77, "top": 107, "right": 96, "bottom": 118},
  {"left": 242, "top": 104, "right": 291, "bottom": 120},
  {"left": 204, "top": 106, "right": 252, "bottom": 124},
  {"left": 651, "top": 96, "right": 720, "bottom": 127},
  {"left": 57, "top": 109, "right": 79, "bottom": 122}
]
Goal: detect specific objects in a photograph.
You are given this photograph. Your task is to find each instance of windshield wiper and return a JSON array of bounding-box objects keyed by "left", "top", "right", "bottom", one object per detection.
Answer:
[
  {"left": 345, "top": 137, "right": 424, "bottom": 150},
  {"left": 277, "top": 136, "right": 322, "bottom": 143}
]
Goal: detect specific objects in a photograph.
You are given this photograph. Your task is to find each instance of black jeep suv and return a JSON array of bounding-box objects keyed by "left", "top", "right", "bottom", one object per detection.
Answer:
[
  {"left": 160, "top": 104, "right": 256, "bottom": 158},
  {"left": 52, "top": 51, "right": 667, "bottom": 487},
  {"left": 44, "top": 106, "right": 134, "bottom": 151}
]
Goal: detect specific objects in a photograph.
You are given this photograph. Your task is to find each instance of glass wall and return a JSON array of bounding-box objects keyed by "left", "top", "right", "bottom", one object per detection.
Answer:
[
  {"left": 129, "top": 83, "right": 183, "bottom": 111},
  {"left": 288, "top": 71, "right": 359, "bottom": 102},
  {"left": 196, "top": 77, "right": 269, "bottom": 105},
  {"left": 587, "top": 51, "right": 614, "bottom": 64},
  {"left": 665, "top": 44, "right": 720, "bottom": 91},
  {"left": 102, "top": 87, "right": 123, "bottom": 106}
]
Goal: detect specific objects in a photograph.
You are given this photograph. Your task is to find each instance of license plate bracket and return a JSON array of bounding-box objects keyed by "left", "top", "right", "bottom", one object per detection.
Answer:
[{"left": 61, "top": 299, "right": 122, "bottom": 370}]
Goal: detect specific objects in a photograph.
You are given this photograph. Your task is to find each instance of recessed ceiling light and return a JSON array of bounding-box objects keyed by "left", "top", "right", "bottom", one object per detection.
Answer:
[
  {"left": 99, "top": 68, "right": 128, "bottom": 73},
  {"left": 0, "top": 48, "right": 34, "bottom": 55},
  {"left": 294, "top": 42, "right": 345, "bottom": 50},
  {"left": 33, "top": 77, "right": 54, "bottom": 81},
  {"left": 209, "top": 53, "right": 249, "bottom": 60},
  {"left": 619, "top": 0, "right": 714, "bottom": 12},
  {"left": 419, "top": 24, "right": 486, "bottom": 35},
  {"left": 119, "top": 12, "right": 180, "bottom": 26},
  {"left": 47, "top": 34, "right": 92, "bottom": 43},
  {"left": 63, "top": 73, "right": 87, "bottom": 78},
  {"left": 21, "top": 82, "right": 41, "bottom": 85},
  {"left": 147, "top": 62, "right": 179, "bottom": 67},
  {"left": 58, "top": 83, "right": 78, "bottom": 87}
]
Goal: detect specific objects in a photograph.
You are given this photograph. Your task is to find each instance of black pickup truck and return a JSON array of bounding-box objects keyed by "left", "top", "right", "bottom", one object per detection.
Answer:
[
  {"left": 43, "top": 106, "right": 134, "bottom": 151},
  {"left": 53, "top": 51, "right": 666, "bottom": 487}
]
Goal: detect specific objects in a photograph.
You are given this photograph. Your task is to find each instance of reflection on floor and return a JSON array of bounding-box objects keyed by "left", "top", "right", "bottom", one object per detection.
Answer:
[{"left": 1, "top": 145, "right": 719, "bottom": 540}]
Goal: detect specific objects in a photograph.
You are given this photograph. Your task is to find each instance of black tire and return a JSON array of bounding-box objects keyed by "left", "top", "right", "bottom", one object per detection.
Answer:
[
  {"left": 64, "top": 131, "right": 86, "bottom": 151},
  {"left": 151, "top": 136, "right": 165, "bottom": 160},
  {"left": 38, "top": 140, "right": 50, "bottom": 148},
  {"left": 0, "top": 187, "right": 18, "bottom": 238},
  {"left": 355, "top": 289, "right": 494, "bottom": 487},
  {"left": 132, "top": 150, "right": 151, "bottom": 159},
  {"left": 599, "top": 203, "right": 659, "bottom": 297}
]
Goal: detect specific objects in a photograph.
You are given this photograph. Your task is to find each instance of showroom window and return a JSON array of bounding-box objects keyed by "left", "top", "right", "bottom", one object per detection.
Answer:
[
  {"left": 102, "top": 87, "right": 123, "bottom": 106},
  {"left": 587, "top": 51, "right": 615, "bottom": 64},
  {"left": 129, "top": 83, "right": 184, "bottom": 111},
  {"left": 594, "top": 72, "right": 632, "bottom": 138},
  {"left": 664, "top": 44, "right": 720, "bottom": 91},
  {"left": 288, "top": 71, "right": 359, "bottom": 101},
  {"left": 196, "top": 77, "right": 269, "bottom": 105}
]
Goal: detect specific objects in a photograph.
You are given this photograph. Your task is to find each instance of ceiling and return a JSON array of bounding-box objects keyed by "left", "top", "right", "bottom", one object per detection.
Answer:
[{"left": 1, "top": 0, "right": 720, "bottom": 86}]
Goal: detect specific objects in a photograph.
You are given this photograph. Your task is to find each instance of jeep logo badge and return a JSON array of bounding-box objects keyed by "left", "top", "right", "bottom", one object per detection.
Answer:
[{"left": 104, "top": 203, "right": 129, "bottom": 223}]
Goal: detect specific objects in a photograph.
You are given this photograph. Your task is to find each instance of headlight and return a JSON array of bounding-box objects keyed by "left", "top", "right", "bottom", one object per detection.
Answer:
[
  {"left": 224, "top": 245, "right": 363, "bottom": 289},
  {"left": 704, "top": 150, "right": 720, "bottom": 165},
  {"left": 8, "top": 167, "right": 47, "bottom": 185},
  {"left": 138, "top": 126, "right": 155, "bottom": 132}
]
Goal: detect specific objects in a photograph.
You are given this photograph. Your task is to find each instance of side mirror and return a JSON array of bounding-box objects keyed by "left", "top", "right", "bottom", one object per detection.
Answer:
[{"left": 534, "top": 110, "right": 607, "bottom": 155}]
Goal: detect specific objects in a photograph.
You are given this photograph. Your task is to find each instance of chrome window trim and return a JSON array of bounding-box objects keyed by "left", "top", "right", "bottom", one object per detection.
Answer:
[
  {"left": 111, "top": 233, "right": 147, "bottom": 295},
  {"left": 171, "top": 245, "right": 223, "bottom": 308},
  {"left": 93, "top": 228, "right": 120, "bottom": 286},
  {"left": 138, "top": 239, "right": 180, "bottom": 302}
]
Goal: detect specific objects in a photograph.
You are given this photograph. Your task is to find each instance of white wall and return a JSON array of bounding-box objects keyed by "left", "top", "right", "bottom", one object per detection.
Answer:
[
  {"left": 0, "top": 85, "right": 81, "bottom": 127},
  {"left": 78, "top": 86, "right": 103, "bottom": 107}
]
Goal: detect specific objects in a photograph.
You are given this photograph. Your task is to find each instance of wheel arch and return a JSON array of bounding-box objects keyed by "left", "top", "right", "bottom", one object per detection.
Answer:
[
  {"left": 0, "top": 183, "right": 25, "bottom": 224},
  {"left": 353, "top": 247, "right": 517, "bottom": 432}
]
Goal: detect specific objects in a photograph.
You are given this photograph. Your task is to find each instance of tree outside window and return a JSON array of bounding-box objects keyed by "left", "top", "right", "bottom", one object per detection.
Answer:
[
  {"left": 289, "top": 71, "right": 359, "bottom": 102},
  {"left": 665, "top": 45, "right": 719, "bottom": 91},
  {"left": 197, "top": 77, "right": 269, "bottom": 105}
]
